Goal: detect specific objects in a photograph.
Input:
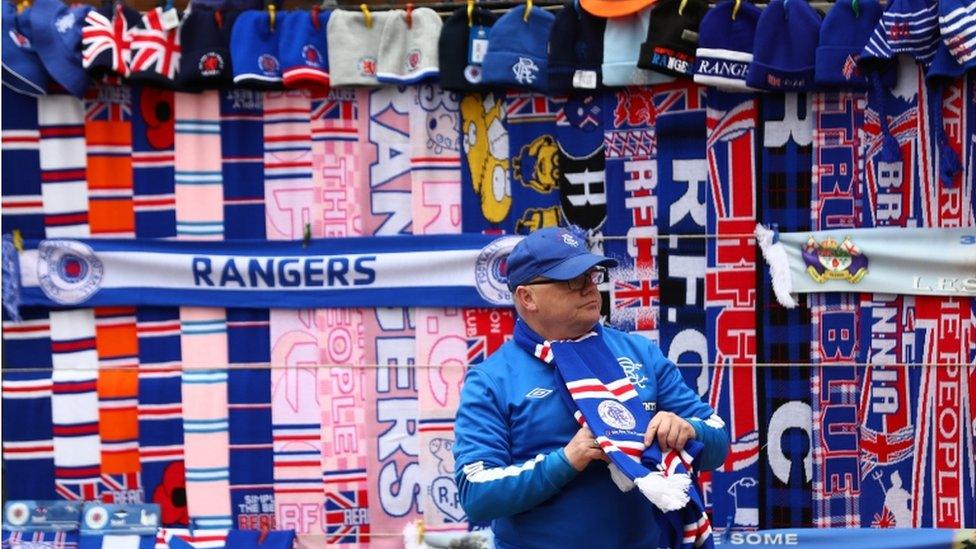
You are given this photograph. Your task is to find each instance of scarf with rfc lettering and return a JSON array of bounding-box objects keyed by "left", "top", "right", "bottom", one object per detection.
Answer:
[{"left": 512, "top": 319, "right": 713, "bottom": 548}]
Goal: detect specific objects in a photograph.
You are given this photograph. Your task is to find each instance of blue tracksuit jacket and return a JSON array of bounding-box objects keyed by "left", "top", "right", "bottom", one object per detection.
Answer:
[{"left": 453, "top": 326, "right": 729, "bottom": 548}]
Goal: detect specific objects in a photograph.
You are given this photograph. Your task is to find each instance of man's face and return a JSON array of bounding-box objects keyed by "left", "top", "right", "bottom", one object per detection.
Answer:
[{"left": 526, "top": 271, "right": 603, "bottom": 337}]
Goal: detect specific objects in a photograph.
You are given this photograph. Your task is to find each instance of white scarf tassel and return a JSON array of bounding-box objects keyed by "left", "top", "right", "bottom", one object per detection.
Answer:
[
  {"left": 755, "top": 223, "right": 798, "bottom": 308},
  {"left": 635, "top": 471, "right": 692, "bottom": 512}
]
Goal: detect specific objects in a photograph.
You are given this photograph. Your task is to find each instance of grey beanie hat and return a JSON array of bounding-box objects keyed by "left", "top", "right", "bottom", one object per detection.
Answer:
[
  {"left": 377, "top": 7, "right": 442, "bottom": 84},
  {"left": 327, "top": 9, "right": 395, "bottom": 86}
]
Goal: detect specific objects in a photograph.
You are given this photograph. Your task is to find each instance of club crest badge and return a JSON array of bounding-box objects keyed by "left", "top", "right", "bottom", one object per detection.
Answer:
[
  {"left": 37, "top": 240, "right": 104, "bottom": 305},
  {"left": 802, "top": 235, "right": 868, "bottom": 284},
  {"left": 258, "top": 53, "right": 279, "bottom": 76},
  {"left": 598, "top": 400, "right": 636, "bottom": 430},
  {"left": 198, "top": 52, "right": 225, "bottom": 76},
  {"left": 474, "top": 236, "right": 520, "bottom": 305}
]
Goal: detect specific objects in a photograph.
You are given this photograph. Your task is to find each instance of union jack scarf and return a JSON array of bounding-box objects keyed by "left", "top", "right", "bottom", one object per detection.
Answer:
[{"left": 512, "top": 319, "right": 714, "bottom": 548}]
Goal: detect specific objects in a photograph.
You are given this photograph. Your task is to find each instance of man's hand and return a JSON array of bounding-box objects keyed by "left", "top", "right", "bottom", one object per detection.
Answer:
[
  {"left": 564, "top": 426, "right": 609, "bottom": 471},
  {"left": 644, "top": 412, "right": 696, "bottom": 452}
]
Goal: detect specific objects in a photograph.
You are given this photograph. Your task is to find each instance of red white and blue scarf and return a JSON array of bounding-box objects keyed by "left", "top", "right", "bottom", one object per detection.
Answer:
[{"left": 512, "top": 319, "right": 713, "bottom": 548}]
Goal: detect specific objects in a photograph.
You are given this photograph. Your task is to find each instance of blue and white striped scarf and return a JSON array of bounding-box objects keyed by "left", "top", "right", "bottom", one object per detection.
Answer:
[{"left": 513, "top": 319, "right": 713, "bottom": 548}]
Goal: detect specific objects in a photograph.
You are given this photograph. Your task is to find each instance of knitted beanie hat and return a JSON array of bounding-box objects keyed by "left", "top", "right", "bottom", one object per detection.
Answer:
[
  {"left": 377, "top": 7, "right": 442, "bottom": 84},
  {"left": 692, "top": 0, "right": 762, "bottom": 91},
  {"left": 481, "top": 4, "right": 555, "bottom": 93},
  {"left": 2, "top": 1, "right": 50, "bottom": 96},
  {"left": 603, "top": 6, "right": 674, "bottom": 87},
  {"left": 438, "top": 6, "right": 499, "bottom": 91},
  {"left": 278, "top": 8, "right": 330, "bottom": 90},
  {"left": 231, "top": 10, "right": 282, "bottom": 89},
  {"left": 178, "top": 5, "right": 237, "bottom": 90},
  {"left": 326, "top": 9, "right": 394, "bottom": 87},
  {"left": 548, "top": 1, "right": 606, "bottom": 93},
  {"left": 638, "top": 0, "right": 708, "bottom": 77},
  {"left": 814, "top": 0, "right": 882, "bottom": 88},
  {"left": 29, "top": 0, "right": 92, "bottom": 97},
  {"left": 746, "top": 0, "right": 821, "bottom": 91},
  {"left": 128, "top": 7, "right": 182, "bottom": 87},
  {"left": 81, "top": 2, "right": 142, "bottom": 79},
  {"left": 859, "top": 0, "right": 939, "bottom": 69},
  {"left": 939, "top": 0, "right": 976, "bottom": 66}
]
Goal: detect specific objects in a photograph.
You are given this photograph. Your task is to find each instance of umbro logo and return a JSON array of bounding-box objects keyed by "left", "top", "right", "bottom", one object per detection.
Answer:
[{"left": 526, "top": 388, "right": 553, "bottom": 398}]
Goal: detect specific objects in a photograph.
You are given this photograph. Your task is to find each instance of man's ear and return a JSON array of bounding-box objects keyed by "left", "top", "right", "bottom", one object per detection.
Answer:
[{"left": 514, "top": 286, "right": 538, "bottom": 312}]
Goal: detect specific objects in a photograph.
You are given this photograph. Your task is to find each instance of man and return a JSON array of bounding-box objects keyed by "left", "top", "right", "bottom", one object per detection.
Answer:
[{"left": 453, "top": 227, "right": 729, "bottom": 548}]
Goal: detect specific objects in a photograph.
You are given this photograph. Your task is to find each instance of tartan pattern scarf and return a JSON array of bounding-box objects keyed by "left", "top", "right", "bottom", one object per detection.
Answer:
[{"left": 512, "top": 319, "right": 713, "bottom": 548}]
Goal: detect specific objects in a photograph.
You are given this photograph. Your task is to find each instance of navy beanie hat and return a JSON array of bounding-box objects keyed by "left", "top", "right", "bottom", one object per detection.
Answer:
[
  {"left": 30, "top": 0, "right": 91, "bottom": 97},
  {"left": 548, "top": 1, "right": 606, "bottom": 93},
  {"left": 438, "top": 6, "right": 499, "bottom": 91},
  {"left": 481, "top": 5, "right": 556, "bottom": 93},
  {"left": 81, "top": 2, "right": 142, "bottom": 80},
  {"left": 746, "top": 0, "right": 822, "bottom": 91},
  {"left": 638, "top": 0, "right": 708, "bottom": 77},
  {"left": 178, "top": 5, "right": 237, "bottom": 90},
  {"left": 278, "top": 9, "right": 330, "bottom": 90},
  {"left": 231, "top": 9, "right": 282, "bottom": 89},
  {"left": 692, "top": 0, "right": 761, "bottom": 91},
  {"left": 2, "top": 1, "right": 50, "bottom": 96},
  {"left": 815, "top": 0, "right": 882, "bottom": 88}
]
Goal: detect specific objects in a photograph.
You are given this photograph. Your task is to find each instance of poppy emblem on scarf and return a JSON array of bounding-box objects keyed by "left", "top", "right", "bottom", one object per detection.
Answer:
[
  {"left": 140, "top": 87, "right": 175, "bottom": 151},
  {"left": 259, "top": 54, "right": 279, "bottom": 75},
  {"left": 153, "top": 461, "right": 189, "bottom": 526},
  {"left": 37, "top": 240, "right": 104, "bottom": 305},
  {"left": 597, "top": 400, "right": 636, "bottom": 430},
  {"left": 198, "top": 52, "right": 224, "bottom": 76},
  {"left": 302, "top": 44, "right": 322, "bottom": 67},
  {"left": 473, "top": 235, "right": 519, "bottom": 305},
  {"left": 801, "top": 235, "right": 869, "bottom": 284}
]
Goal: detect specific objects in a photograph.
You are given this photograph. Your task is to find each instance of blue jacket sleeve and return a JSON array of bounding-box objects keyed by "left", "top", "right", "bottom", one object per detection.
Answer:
[
  {"left": 646, "top": 343, "right": 730, "bottom": 472},
  {"left": 452, "top": 367, "right": 579, "bottom": 523}
]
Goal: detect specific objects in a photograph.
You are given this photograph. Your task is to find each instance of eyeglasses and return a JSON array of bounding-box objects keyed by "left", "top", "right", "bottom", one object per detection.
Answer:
[{"left": 521, "top": 268, "right": 609, "bottom": 292}]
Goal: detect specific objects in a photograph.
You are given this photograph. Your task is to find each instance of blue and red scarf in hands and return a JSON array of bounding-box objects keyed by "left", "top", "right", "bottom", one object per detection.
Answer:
[{"left": 512, "top": 319, "right": 713, "bottom": 548}]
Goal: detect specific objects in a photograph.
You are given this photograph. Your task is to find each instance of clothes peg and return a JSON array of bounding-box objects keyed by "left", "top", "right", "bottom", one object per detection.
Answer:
[
  {"left": 851, "top": 0, "right": 860, "bottom": 17},
  {"left": 732, "top": 0, "right": 741, "bottom": 19},
  {"left": 312, "top": 4, "right": 321, "bottom": 30},
  {"left": 678, "top": 0, "right": 688, "bottom": 15},
  {"left": 467, "top": 0, "right": 474, "bottom": 27},
  {"left": 524, "top": 0, "right": 532, "bottom": 21},
  {"left": 12, "top": 230, "right": 23, "bottom": 252},
  {"left": 302, "top": 223, "right": 311, "bottom": 248},
  {"left": 215, "top": 8, "right": 223, "bottom": 28},
  {"left": 361, "top": 3, "right": 372, "bottom": 28},
  {"left": 405, "top": 3, "right": 413, "bottom": 28},
  {"left": 266, "top": 0, "right": 276, "bottom": 31}
]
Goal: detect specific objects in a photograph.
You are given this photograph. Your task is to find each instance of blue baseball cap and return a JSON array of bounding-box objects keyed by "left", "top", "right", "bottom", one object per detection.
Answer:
[
  {"left": 2, "top": 1, "right": 50, "bottom": 97},
  {"left": 30, "top": 0, "right": 91, "bottom": 98},
  {"left": 506, "top": 227, "right": 617, "bottom": 291}
]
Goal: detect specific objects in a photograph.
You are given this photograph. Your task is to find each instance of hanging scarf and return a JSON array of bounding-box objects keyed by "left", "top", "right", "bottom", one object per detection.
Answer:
[{"left": 512, "top": 319, "right": 713, "bottom": 548}]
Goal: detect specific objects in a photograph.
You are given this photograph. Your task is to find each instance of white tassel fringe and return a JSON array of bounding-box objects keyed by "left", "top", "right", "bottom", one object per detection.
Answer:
[
  {"left": 755, "top": 223, "right": 797, "bottom": 309},
  {"left": 635, "top": 471, "right": 692, "bottom": 512}
]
